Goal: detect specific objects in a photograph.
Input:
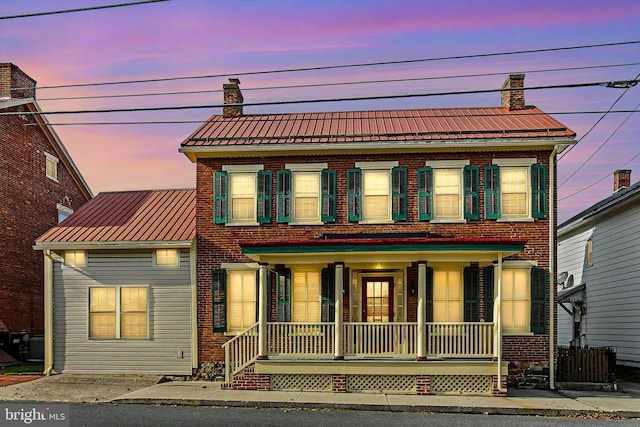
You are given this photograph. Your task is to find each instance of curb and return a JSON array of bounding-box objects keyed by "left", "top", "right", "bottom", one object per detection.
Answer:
[{"left": 110, "top": 397, "right": 640, "bottom": 418}]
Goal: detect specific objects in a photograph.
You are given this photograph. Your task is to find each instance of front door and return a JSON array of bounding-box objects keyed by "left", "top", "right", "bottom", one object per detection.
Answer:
[{"left": 362, "top": 277, "right": 394, "bottom": 322}]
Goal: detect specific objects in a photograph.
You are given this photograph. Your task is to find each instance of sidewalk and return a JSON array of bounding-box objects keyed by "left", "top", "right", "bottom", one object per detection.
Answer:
[
  {"left": 2, "top": 374, "right": 640, "bottom": 418},
  {"left": 112, "top": 380, "right": 640, "bottom": 418}
]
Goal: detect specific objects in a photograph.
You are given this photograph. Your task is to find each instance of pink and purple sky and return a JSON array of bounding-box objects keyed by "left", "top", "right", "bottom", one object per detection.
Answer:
[{"left": 1, "top": 0, "right": 639, "bottom": 223}]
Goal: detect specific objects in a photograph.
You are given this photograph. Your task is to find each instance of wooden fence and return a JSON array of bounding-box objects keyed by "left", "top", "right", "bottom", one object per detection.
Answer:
[{"left": 556, "top": 346, "right": 616, "bottom": 383}]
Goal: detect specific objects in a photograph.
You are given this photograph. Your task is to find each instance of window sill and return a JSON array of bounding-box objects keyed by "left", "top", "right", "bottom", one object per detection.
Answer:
[
  {"left": 289, "top": 221, "right": 324, "bottom": 226},
  {"left": 430, "top": 219, "right": 467, "bottom": 224},
  {"left": 224, "top": 222, "right": 260, "bottom": 227},
  {"left": 502, "top": 331, "right": 534, "bottom": 336},
  {"left": 497, "top": 217, "right": 535, "bottom": 223},
  {"left": 359, "top": 219, "right": 394, "bottom": 225}
]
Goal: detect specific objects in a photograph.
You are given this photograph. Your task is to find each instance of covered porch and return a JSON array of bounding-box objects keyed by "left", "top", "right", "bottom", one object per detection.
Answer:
[{"left": 222, "top": 234, "right": 524, "bottom": 395}]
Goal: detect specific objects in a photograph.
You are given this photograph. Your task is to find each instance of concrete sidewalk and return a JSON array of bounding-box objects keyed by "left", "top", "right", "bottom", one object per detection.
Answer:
[{"left": 111, "top": 380, "right": 640, "bottom": 418}]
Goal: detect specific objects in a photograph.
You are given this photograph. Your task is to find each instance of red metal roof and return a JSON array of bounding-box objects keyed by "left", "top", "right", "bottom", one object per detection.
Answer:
[
  {"left": 182, "top": 107, "right": 575, "bottom": 147},
  {"left": 36, "top": 189, "right": 195, "bottom": 245}
]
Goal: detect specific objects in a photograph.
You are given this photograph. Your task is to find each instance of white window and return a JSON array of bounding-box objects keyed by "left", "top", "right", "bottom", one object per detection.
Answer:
[
  {"left": 220, "top": 164, "right": 264, "bottom": 225},
  {"left": 501, "top": 268, "right": 530, "bottom": 333},
  {"left": 45, "top": 152, "right": 58, "bottom": 181},
  {"left": 292, "top": 269, "right": 321, "bottom": 322},
  {"left": 56, "top": 203, "right": 73, "bottom": 223},
  {"left": 155, "top": 249, "right": 179, "bottom": 267},
  {"left": 89, "top": 286, "right": 148, "bottom": 339},
  {"left": 355, "top": 161, "right": 398, "bottom": 223},
  {"left": 428, "top": 160, "right": 469, "bottom": 222},
  {"left": 433, "top": 269, "right": 462, "bottom": 322},
  {"left": 491, "top": 158, "right": 537, "bottom": 221},
  {"left": 227, "top": 270, "right": 256, "bottom": 331},
  {"left": 586, "top": 239, "right": 593, "bottom": 266},
  {"left": 64, "top": 250, "right": 86, "bottom": 268},
  {"left": 286, "top": 163, "right": 327, "bottom": 224}
]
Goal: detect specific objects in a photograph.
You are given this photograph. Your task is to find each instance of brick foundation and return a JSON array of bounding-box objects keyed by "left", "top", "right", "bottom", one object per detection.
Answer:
[
  {"left": 224, "top": 364, "right": 270, "bottom": 391},
  {"left": 332, "top": 374, "right": 347, "bottom": 393},
  {"left": 416, "top": 375, "right": 431, "bottom": 395}
]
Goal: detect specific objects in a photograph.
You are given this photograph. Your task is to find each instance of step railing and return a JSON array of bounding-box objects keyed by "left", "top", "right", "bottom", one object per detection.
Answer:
[{"left": 221, "top": 322, "right": 259, "bottom": 383}]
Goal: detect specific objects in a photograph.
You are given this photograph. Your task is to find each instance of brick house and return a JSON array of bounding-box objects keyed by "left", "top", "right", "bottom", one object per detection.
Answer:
[
  {"left": 180, "top": 74, "right": 576, "bottom": 395},
  {"left": 1, "top": 63, "right": 92, "bottom": 338}
]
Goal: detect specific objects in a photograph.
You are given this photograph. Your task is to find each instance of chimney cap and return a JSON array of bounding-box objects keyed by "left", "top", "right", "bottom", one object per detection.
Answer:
[{"left": 228, "top": 78, "right": 241, "bottom": 85}]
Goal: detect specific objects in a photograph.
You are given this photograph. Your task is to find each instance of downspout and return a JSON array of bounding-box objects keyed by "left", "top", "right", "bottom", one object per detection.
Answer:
[
  {"left": 549, "top": 146, "right": 559, "bottom": 390},
  {"left": 43, "top": 250, "right": 54, "bottom": 375},
  {"left": 190, "top": 243, "right": 198, "bottom": 372}
]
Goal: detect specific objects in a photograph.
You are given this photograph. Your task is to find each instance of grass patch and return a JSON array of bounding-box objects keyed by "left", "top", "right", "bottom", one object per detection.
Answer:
[{"left": 0, "top": 361, "right": 44, "bottom": 375}]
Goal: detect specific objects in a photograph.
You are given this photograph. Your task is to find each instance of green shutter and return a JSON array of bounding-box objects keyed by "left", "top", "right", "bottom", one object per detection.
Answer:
[
  {"left": 277, "top": 170, "right": 291, "bottom": 223},
  {"left": 212, "top": 269, "right": 227, "bottom": 332},
  {"left": 321, "top": 268, "right": 336, "bottom": 322},
  {"left": 464, "top": 166, "right": 480, "bottom": 220},
  {"left": 257, "top": 171, "right": 272, "bottom": 223},
  {"left": 531, "top": 267, "right": 548, "bottom": 333},
  {"left": 483, "top": 266, "right": 494, "bottom": 322},
  {"left": 276, "top": 268, "right": 291, "bottom": 322},
  {"left": 464, "top": 266, "right": 480, "bottom": 322},
  {"left": 531, "top": 165, "right": 547, "bottom": 219},
  {"left": 321, "top": 169, "right": 337, "bottom": 223},
  {"left": 418, "top": 167, "right": 433, "bottom": 221},
  {"left": 392, "top": 167, "right": 408, "bottom": 221},
  {"left": 213, "top": 172, "right": 228, "bottom": 224},
  {"left": 347, "top": 168, "right": 362, "bottom": 222},
  {"left": 484, "top": 166, "right": 500, "bottom": 219},
  {"left": 426, "top": 266, "right": 433, "bottom": 322}
]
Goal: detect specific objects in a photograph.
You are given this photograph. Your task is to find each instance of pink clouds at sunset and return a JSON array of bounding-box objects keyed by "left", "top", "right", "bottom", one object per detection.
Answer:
[{"left": 1, "top": 0, "right": 639, "bottom": 223}]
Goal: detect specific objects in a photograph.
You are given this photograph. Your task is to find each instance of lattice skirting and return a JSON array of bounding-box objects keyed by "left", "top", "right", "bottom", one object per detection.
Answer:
[
  {"left": 347, "top": 375, "right": 416, "bottom": 393},
  {"left": 430, "top": 375, "right": 493, "bottom": 395},
  {"left": 271, "top": 374, "right": 332, "bottom": 391}
]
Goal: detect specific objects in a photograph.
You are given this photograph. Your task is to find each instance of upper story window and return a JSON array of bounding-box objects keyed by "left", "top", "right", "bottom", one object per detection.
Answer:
[
  {"left": 485, "top": 158, "right": 546, "bottom": 221},
  {"left": 277, "top": 163, "right": 336, "bottom": 224},
  {"left": 64, "top": 250, "right": 86, "bottom": 268},
  {"left": 348, "top": 161, "right": 407, "bottom": 224},
  {"left": 155, "top": 248, "right": 179, "bottom": 267},
  {"left": 214, "top": 165, "right": 270, "bottom": 226},
  {"left": 45, "top": 152, "right": 59, "bottom": 181},
  {"left": 56, "top": 203, "right": 73, "bottom": 223},
  {"left": 586, "top": 239, "right": 593, "bottom": 266},
  {"left": 418, "top": 160, "right": 478, "bottom": 222}
]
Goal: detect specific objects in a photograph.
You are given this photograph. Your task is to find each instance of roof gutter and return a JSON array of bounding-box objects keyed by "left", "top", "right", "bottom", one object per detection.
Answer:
[{"left": 34, "top": 240, "right": 194, "bottom": 251}]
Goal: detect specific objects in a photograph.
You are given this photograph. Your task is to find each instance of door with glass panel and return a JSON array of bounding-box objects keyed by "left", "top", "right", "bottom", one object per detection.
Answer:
[{"left": 360, "top": 277, "right": 394, "bottom": 354}]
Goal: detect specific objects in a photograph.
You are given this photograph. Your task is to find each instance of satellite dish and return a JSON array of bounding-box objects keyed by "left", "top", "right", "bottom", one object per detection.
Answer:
[
  {"left": 558, "top": 271, "right": 568, "bottom": 284},
  {"left": 566, "top": 275, "right": 574, "bottom": 289}
]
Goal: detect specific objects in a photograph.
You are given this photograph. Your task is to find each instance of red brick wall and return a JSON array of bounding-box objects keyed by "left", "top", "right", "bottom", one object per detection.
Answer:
[
  {"left": 0, "top": 103, "right": 90, "bottom": 335},
  {"left": 196, "top": 150, "right": 554, "bottom": 364}
]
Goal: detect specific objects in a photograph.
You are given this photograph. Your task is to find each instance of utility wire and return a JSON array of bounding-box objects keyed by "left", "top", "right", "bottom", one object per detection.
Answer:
[
  {"left": 15, "top": 109, "right": 640, "bottom": 127},
  {"left": 0, "top": 0, "right": 169, "bottom": 20},
  {"left": 3, "top": 79, "right": 637, "bottom": 117},
  {"left": 10, "top": 40, "right": 640, "bottom": 91},
  {"left": 558, "top": 73, "right": 640, "bottom": 188},
  {"left": 36, "top": 62, "right": 640, "bottom": 102}
]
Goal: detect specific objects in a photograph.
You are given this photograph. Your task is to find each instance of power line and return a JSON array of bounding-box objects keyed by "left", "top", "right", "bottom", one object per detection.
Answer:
[
  {"left": 3, "top": 79, "right": 637, "bottom": 117},
  {"left": 0, "top": 0, "right": 169, "bottom": 20},
  {"left": 11, "top": 40, "right": 640, "bottom": 91},
  {"left": 36, "top": 62, "right": 640, "bottom": 103},
  {"left": 558, "top": 73, "right": 640, "bottom": 188},
  {"left": 15, "top": 109, "right": 640, "bottom": 127}
]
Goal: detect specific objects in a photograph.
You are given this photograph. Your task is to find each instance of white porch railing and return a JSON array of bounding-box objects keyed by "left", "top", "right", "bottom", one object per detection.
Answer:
[
  {"left": 426, "top": 322, "right": 494, "bottom": 358},
  {"left": 221, "top": 323, "right": 259, "bottom": 383},
  {"left": 267, "top": 322, "right": 335, "bottom": 357},
  {"left": 343, "top": 322, "right": 417, "bottom": 356}
]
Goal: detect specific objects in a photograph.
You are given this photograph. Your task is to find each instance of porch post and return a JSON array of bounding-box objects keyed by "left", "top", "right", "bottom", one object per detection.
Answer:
[
  {"left": 495, "top": 255, "right": 504, "bottom": 391},
  {"left": 257, "top": 263, "right": 269, "bottom": 360},
  {"left": 334, "top": 263, "right": 344, "bottom": 360},
  {"left": 417, "top": 262, "right": 427, "bottom": 360}
]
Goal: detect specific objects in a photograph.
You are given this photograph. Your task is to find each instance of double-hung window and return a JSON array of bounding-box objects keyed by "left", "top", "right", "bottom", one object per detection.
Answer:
[
  {"left": 277, "top": 163, "right": 336, "bottom": 224},
  {"left": 485, "top": 158, "right": 546, "bottom": 221},
  {"left": 432, "top": 268, "right": 463, "bottom": 322},
  {"left": 89, "top": 286, "right": 148, "bottom": 339},
  {"left": 64, "top": 250, "right": 86, "bottom": 268},
  {"left": 292, "top": 269, "right": 321, "bottom": 322},
  {"left": 418, "top": 160, "right": 478, "bottom": 222},
  {"left": 227, "top": 269, "right": 257, "bottom": 332},
  {"left": 45, "top": 152, "right": 58, "bottom": 181},
  {"left": 214, "top": 165, "right": 271, "bottom": 225},
  {"left": 348, "top": 161, "right": 407, "bottom": 223}
]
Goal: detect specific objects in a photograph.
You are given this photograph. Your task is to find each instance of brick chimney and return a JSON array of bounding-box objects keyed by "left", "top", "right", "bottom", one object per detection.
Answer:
[
  {"left": 501, "top": 73, "right": 525, "bottom": 111},
  {"left": 223, "top": 78, "right": 243, "bottom": 117},
  {"left": 614, "top": 169, "right": 631, "bottom": 192},
  {"left": 0, "top": 63, "right": 36, "bottom": 100}
]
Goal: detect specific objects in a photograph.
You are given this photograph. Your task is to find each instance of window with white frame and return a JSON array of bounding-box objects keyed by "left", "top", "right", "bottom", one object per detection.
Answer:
[
  {"left": 501, "top": 268, "right": 530, "bottom": 333},
  {"left": 214, "top": 165, "right": 270, "bottom": 225},
  {"left": 89, "top": 286, "right": 148, "bottom": 339},
  {"left": 64, "top": 250, "right": 86, "bottom": 268},
  {"left": 45, "top": 152, "right": 58, "bottom": 181},
  {"left": 227, "top": 270, "right": 257, "bottom": 331},
  {"left": 57, "top": 203, "right": 73, "bottom": 223},
  {"left": 586, "top": 239, "right": 593, "bottom": 266},
  {"left": 433, "top": 269, "right": 463, "bottom": 322},
  {"left": 155, "top": 248, "right": 179, "bottom": 267},
  {"left": 277, "top": 163, "right": 335, "bottom": 224},
  {"left": 348, "top": 161, "right": 407, "bottom": 223},
  {"left": 292, "top": 269, "right": 321, "bottom": 322},
  {"left": 418, "top": 160, "right": 478, "bottom": 222}
]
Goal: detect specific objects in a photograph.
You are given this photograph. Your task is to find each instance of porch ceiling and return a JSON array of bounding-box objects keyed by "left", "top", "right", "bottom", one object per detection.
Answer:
[{"left": 240, "top": 237, "right": 526, "bottom": 265}]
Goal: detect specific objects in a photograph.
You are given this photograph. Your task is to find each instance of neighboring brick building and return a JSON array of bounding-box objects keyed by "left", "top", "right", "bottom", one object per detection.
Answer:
[
  {"left": 0, "top": 63, "right": 92, "bottom": 337},
  {"left": 180, "top": 74, "right": 576, "bottom": 395}
]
